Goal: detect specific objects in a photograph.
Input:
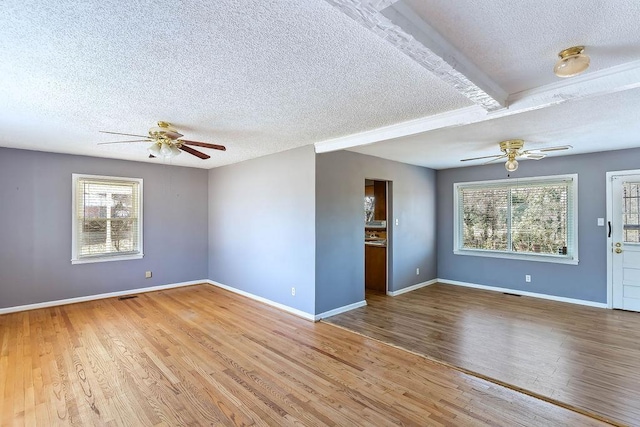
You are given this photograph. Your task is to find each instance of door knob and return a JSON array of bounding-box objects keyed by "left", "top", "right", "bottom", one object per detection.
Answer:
[
  {"left": 615, "top": 242, "right": 622, "bottom": 247},
  {"left": 615, "top": 248, "right": 623, "bottom": 254}
]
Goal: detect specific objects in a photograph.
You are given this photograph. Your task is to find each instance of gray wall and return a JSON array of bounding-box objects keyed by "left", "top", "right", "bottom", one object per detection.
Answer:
[
  {"left": 315, "top": 150, "right": 437, "bottom": 313},
  {"left": 0, "top": 147, "right": 209, "bottom": 309},
  {"left": 437, "top": 147, "right": 640, "bottom": 303},
  {"left": 9, "top": 142, "right": 633, "bottom": 313},
  {"left": 208, "top": 146, "right": 316, "bottom": 315}
]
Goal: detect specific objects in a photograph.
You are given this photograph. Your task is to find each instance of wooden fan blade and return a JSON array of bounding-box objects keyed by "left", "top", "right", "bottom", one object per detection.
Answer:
[
  {"left": 461, "top": 154, "right": 504, "bottom": 162},
  {"left": 179, "top": 144, "right": 210, "bottom": 159},
  {"left": 97, "top": 139, "right": 150, "bottom": 145},
  {"left": 180, "top": 139, "right": 226, "bottom": 151},
  {"left": 99, "top": 131, "right": 150, "bottom": 138},
  {"left": 537, "top": 145, "right": 572, "bottom": 152}
]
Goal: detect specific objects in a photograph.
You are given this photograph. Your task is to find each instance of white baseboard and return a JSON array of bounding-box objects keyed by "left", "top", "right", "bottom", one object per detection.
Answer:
[
  {"left": 0, "top": 280, "right": 205, "bottom": 315},
  {"left": 387, "top": 279, "right": 437, "bottom": 296},
  {"left": 438, "top": 278, "right": 608, "bottom": 309},
  {"left": 315, "top": 300, "right": 367, "bottom": 320},
  {"left": 2, "top": 278, "right": 367, "bottom": 322},
  {"left": 206, "top": 280, "right": 316, "bottom": 321}
]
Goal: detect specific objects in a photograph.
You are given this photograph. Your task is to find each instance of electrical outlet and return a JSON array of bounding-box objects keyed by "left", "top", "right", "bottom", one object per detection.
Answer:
[
  {"left": 416, "top": 268, "right": 420, "bottom": 275},
  {"left": 525, "top": 275, "right": 531, "bottom": 283},
  {"left": 395, "top": 218, "right": 399, "bottom": 226},
  {"left": 291, "top": 287, "right": 296, "bottom": 296},
  {"left": 145, "top": 271, "right": 152, "bottom": 279}
]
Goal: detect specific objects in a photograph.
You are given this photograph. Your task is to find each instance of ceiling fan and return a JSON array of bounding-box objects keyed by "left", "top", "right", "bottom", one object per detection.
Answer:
[
  {"left": 460, "top": 139, "right": 572, "bottom": 171},
  {"left": 98, "top": 121, "right": 226, "bottom": 160}
]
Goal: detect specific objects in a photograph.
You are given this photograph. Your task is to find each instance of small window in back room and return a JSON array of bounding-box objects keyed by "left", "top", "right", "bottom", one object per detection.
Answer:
[
  {"left": 364, "top": 195, "right": 375, "bottom": 222},
  {"left": 72, "top": 174, "right": 143, "bottom": 264}
]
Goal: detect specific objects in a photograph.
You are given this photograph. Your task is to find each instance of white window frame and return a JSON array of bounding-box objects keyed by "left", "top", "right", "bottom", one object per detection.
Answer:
[
  {"left": 72, "top": 173, "right": 143, "bottom": 264},
  {"left": 453, "top": 174, "right": 578, "bottom": 265}
]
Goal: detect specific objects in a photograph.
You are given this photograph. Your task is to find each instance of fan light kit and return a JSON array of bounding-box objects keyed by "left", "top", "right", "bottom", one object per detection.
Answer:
[
  {"left": 460, "top": 139, "right": 572, "bottom": 171},
  {"left": 554, "top": 46, "right": 590, "bottom": 78},
  {"left": 98, "top": 121, "right": 226, "bottom": 160},
  {"left": 149, "top": 140, "right": 182, "bottom": 158},
  {"left": 505, "top": 157, "right": 518, "bottom": 172},
  {"left": 500, "top": 139, "right": 523, "bottom": 171}
]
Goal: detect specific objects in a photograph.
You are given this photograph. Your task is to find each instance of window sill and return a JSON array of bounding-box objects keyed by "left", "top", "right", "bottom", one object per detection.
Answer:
[
  {"left": 71, "top": 253, "right": 144, "bottom": 265},
  {"left": 453, "top": 249, "right": 578, "bottom": 265}
]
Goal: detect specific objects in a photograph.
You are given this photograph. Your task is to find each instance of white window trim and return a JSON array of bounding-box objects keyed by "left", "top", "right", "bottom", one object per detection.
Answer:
[
  {"left": 453, "top": 174, "right": 578, "bottom": 265},
  {"left": 71, "top": 173, "right": 144, "bottom": 264}
]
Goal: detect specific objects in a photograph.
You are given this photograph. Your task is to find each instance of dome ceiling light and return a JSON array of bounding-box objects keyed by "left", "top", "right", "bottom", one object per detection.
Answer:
[{"left": 554, "top": 46, "right": 590, "bottom": 78}]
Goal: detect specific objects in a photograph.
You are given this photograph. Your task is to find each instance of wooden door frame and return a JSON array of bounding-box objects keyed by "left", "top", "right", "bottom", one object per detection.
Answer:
[
  {"left": 386, "top": 180, "right": 392, "bottom": 294},
  {"left": 364, "top": 178, "right": 392, "bottom": 294},
  {"left": 606, "top": 169, "right": 640, "bottom": 308}
]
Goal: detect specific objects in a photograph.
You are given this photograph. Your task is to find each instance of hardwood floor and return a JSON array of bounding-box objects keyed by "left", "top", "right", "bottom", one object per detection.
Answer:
[
  {"left": 0, "top": 284, "right": 610, "bottom": 426},
  {"left": 324, "top": 284, "right": 640, "bottom": 427}
]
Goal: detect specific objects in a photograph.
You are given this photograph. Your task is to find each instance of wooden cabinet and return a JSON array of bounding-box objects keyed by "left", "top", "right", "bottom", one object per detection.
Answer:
[
  {"left": 373, "top": 181, "right": 386, "bottom": 220},
  {"left": 365, "top": 245, "right": 386, "bottom": 292},
  {"left": 365, "top": 184, "right": 374, "bottom": 197}
]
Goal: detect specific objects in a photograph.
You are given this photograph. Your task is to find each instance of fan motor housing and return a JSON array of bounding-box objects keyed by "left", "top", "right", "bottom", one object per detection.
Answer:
[
  {"left": 499, "top": 139, "right": 524, "bottom": 152},
  {"left": 148, "top": 121, "right": 183, "bottom": 140}
]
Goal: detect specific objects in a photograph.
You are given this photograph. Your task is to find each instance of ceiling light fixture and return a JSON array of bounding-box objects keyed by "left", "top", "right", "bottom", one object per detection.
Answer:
[
  {"left": 148, "top": 140, "right": 181, "bottom": 158},
  {"left": 148, "top": 143, "right": 161, "bottom": 157},
  {"left": 501, "top": 139, "right": 522, "bottom": 172},
  {"left": 461, "top": 140, "right": 572, "bottom": 170},
  {"left": 554, "top": 46, "right": 590, "bottom": 78}
]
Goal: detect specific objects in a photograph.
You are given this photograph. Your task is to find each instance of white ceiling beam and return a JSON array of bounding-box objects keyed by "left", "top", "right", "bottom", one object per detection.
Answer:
[
  {"left": 506, "top": 60, "right": 640, "bottom": 113},
  {"left": 381, "top": 2, "right": 508, "bottom": 110},
  {"left": 368, "top": 0, "right": 401, "bottom": 12},
  {"left": 315, "top": 60, "right": 640, "bottom": 153},
  {"left": 325, "top": 0, "right": 507, "bottom": 111},
  {"left": 315, "top": 106, "right": 486, "bottom": 153}
]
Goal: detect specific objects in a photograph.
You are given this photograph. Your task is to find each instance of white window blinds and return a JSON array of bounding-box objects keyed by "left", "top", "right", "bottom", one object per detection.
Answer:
[
  {"left": 454, "top": 175, "right": 577, "bottom": 263},
  {"left": 72, "top": 174, "right": 143, "bottom": 263}
]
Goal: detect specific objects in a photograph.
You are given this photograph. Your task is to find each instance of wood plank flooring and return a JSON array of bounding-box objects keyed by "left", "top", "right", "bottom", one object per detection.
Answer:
[
  {"left": 324, "top": 284, "right": 640, "bottom": 427},
  {"left": 0, "top": 284, "right": 611, "bottom": 426}
]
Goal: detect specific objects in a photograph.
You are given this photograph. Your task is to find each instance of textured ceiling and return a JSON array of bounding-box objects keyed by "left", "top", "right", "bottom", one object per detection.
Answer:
[
  {"left": 1, "top": 0, "right": 640, "bottom": 169},
  {"left": 348, "top": 87, "right": 640, "bottom": 170},
  {"left": 406, "top": 0, "right": 640, "bottom": 93},
  {"left": 0, "top": 0, "right": 470, "bottom": 168}
]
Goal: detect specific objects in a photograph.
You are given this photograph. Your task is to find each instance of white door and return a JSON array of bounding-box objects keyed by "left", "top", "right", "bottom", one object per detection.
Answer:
[{"left": 611, "top": 174, "right": 640, "bottom": 311}]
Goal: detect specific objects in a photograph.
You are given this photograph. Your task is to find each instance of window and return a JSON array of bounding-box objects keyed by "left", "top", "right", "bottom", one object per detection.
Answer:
[
  {"left": 454, "top": 174, "right": 578, "bottom": 264},
  {"left": 72, "top": 174, "right": 143, "bottom": 264},
  {"left": 623, "top": 182, "right": 640, "bottom": 243},
  {"left": 364, "top": 196, "right": 375, "bottom": 222}
]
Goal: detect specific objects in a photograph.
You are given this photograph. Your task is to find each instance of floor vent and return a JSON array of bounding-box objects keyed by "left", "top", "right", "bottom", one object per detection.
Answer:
[{"left": 118, "top": 295, "right": 138, "bottom": 300}]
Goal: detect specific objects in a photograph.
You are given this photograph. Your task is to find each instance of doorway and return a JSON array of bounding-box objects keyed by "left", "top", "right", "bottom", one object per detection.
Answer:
[
  {"left": 607, "top": 170, "right": 640, "bottom": 311},
  {"left": 364, "top": 179, "right": 390, "bottom": 294}
]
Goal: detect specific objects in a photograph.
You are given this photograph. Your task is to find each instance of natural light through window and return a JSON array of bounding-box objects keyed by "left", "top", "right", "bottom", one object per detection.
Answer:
[
  {"left": 72, "top": 174, "right": 143, "bottom": 264},
  {"left": 453, "top": 174, "right": 578, "bottom": 264},
  {"left": 623, "top": 182, "right": 640, "bottom": 243}
]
